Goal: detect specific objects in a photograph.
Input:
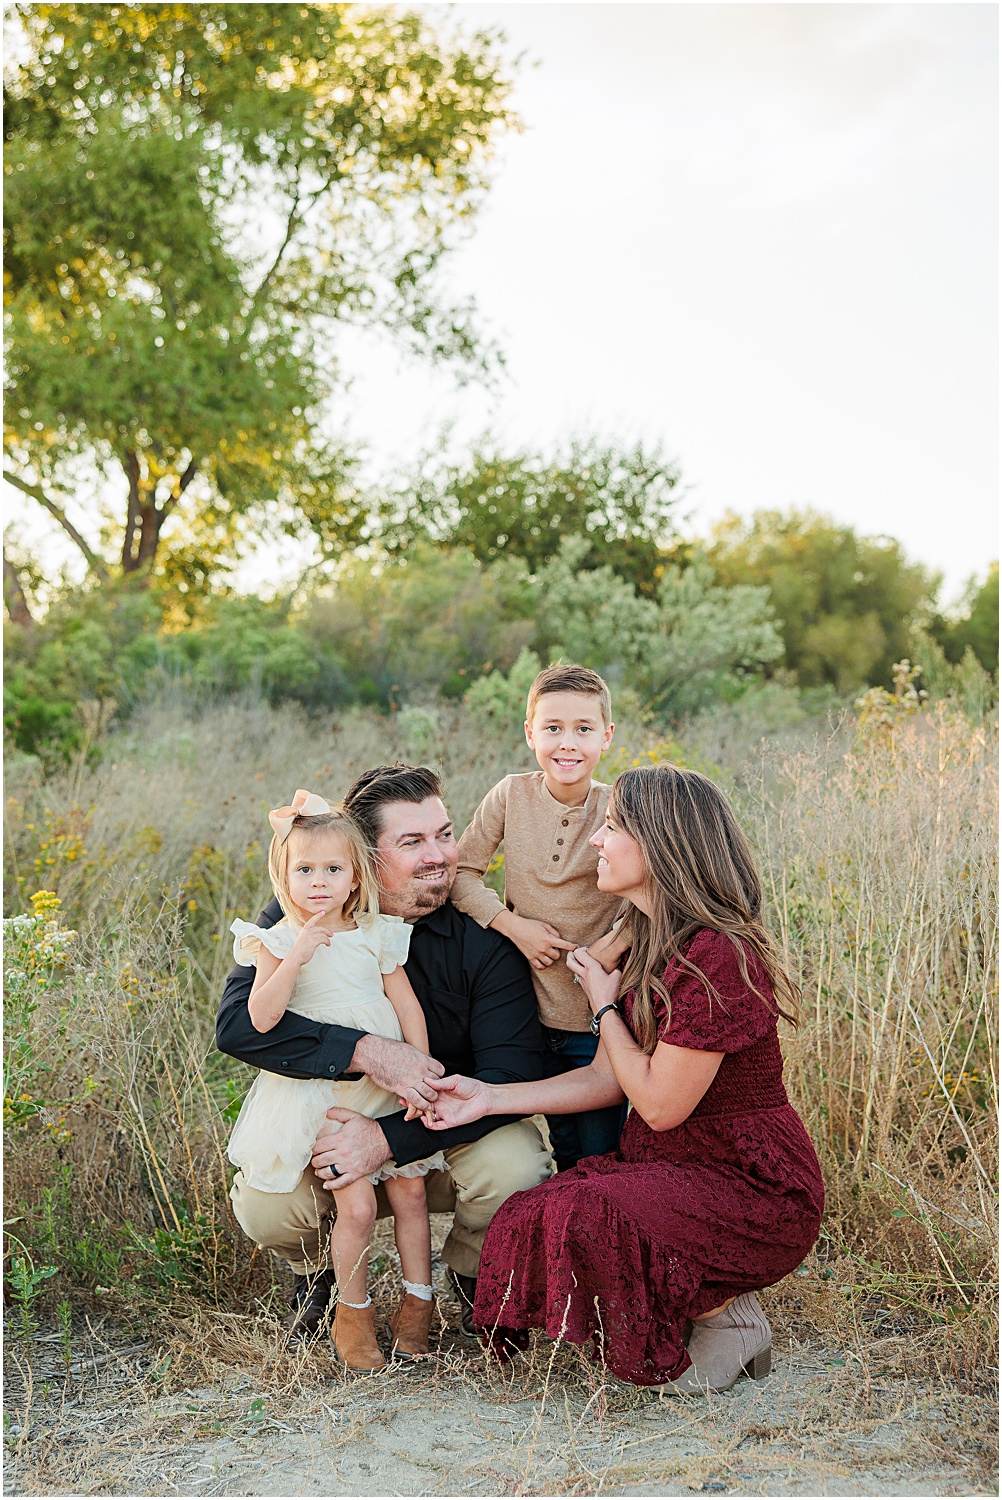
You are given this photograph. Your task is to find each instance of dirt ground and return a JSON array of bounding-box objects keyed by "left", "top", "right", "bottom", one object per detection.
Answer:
[{"left": 5, "top": 1234, "right": 996, "bottom": 1500}]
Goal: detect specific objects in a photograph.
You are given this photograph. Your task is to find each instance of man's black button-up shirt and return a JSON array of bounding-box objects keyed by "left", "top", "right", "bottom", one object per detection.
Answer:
[{"left": 215, "top": 897, "right": 546, "bottom": 1166}]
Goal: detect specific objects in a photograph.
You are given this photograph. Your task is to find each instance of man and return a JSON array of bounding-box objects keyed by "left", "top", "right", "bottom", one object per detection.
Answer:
[{"left": 216, "top": 764, "right": 552, "bottom": 1341}]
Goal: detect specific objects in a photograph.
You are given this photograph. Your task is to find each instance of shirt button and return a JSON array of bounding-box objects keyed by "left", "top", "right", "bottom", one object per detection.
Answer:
[
  {"left": 552, "top": 854, "right": 559, "bottom": 862},
  {"left": 556, "top": 838, "right": 564, "bottom": 845},
  {"left": 561, "top": 819, "right": 569, "bottom": 827}
]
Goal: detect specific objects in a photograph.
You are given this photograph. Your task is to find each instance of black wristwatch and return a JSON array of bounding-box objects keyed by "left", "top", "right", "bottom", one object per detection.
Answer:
[{"left": 590, "top": 1003, "right": 620, "bottom": 1037}]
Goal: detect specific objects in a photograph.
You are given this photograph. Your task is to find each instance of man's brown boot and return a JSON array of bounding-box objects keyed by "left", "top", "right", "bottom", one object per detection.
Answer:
[
  {"left": 331, "top": 1302, "right": 386, "bottom": 1373},
  {"left": 389, "top": 1293, "right": 435, "bottom": 1357}
]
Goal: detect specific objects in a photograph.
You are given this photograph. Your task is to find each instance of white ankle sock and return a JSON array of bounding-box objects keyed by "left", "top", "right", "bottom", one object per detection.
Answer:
[
  {"left": 338, "top": 1296, "right": 371, "bottom": 1309},
  {"left": 402, "top": 1280, "right": 433, "bottom": 1301}
]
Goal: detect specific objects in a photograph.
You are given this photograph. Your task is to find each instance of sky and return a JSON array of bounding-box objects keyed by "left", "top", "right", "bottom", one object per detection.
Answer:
[
  {"left": 5, "top": 2, "right": 998, "bottom": 602},
  {"left": 333, "top": 1, "right": 999, "bottom": 601}
]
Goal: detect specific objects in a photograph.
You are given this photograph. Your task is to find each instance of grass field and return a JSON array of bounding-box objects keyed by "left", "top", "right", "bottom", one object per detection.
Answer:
[{"left": 3, "top": 691, "right": 997, "bottom": 1495}]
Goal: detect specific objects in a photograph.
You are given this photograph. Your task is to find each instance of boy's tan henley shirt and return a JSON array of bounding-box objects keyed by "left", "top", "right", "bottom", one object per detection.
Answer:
[{"left": 452, "top": 771, "right": 622, "bottom": 1032}]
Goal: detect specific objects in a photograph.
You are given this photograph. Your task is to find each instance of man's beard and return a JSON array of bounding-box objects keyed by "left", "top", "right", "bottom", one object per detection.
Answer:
[{"left": 407, "top": 864, "right": 453, "bottom": 913}]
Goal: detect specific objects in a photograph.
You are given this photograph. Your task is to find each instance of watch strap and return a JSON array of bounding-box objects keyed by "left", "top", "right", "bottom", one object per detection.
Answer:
[{"left": 590, "top": 1002, "right": 620, "bottom": 1036}]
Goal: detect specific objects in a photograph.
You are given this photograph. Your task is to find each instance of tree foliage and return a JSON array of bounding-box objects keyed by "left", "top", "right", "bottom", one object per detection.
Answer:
[
  {"left": 4, "top": 3, "right": 517, "bottom": 586},
  {"left": 706, "top": 509, "right": 936, "bottom": 691},
  {"left": 302, "top": 544, "right": 534, "bottom": 704},
  {"left": 532, "top": 537, "right": 783, "bottom": 716},
  {"left": 931, "top": 563, "right": 998, "bottom": 672},
  {"left": 381, "top": 438, "right": 683, "bottom": 593}
]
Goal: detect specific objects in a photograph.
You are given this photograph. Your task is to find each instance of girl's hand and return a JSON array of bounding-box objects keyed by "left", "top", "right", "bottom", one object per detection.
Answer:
[
  {"left": 566, "top": 947, "right": 622, "bottom": 1015},
  {"left": 421, "top": 1074, "right": 492, "bottom": 1129},
  {"left": 401, "top": 1099, "right": 437, "bottom": 1126},
  {"left": 288, "top": 911, "right": 335, "bottom": 967}
]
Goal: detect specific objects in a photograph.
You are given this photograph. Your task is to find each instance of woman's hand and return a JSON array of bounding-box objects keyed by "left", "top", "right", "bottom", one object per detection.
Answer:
[
  {"left": 421, "top": 1074, "right": 494, "bottom": 1129},
  {"left": 566, "top": 946, "right": 622, "bottom": 1015}
]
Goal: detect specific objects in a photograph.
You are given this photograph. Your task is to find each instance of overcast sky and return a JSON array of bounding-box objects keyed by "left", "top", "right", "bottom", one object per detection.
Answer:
[
  {"left": 337, "top": 0, "right": 998, "bottom": 600},
  {"left": 6, "top": 2, "right": 998, "bottom": 602}
]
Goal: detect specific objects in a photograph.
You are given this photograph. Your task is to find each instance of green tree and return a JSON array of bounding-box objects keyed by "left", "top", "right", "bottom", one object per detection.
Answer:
[
  {"left": 707, "top": 510, "right": 936, "bottom": 691},
  {"left": 4, "top": 3, "right": 517, "bottom": 593},
  {"left": 931, "top": 563, "right": 998, "bottom": 672},
  {"left": 302, "top": 544, "right": 535, "bottom": 704},
  {"left": 530, "top": 536, "right": 783, "bottom": 717},
  {"left": 381, "top": 438, "right": 683, "bottom": 594}
]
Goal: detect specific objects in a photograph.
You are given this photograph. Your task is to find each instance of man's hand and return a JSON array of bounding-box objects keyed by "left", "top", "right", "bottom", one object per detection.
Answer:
[
  {"left": 491, "top": 911, "right": 575, "bottom": 971},
  {"left": 422, "top": 1074, "right": 494, "bottom": 1129},
  {"left": 312, "top": 1109, "right": 392, "bottom": 1189},
  {"left": 348, "top": 1033, "right": 445, "bottom": 1111}
]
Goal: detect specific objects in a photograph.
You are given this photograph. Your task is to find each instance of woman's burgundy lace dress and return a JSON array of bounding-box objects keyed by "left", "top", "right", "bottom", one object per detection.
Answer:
[{"left": 473, "top": 929, "right": 825, "bottom": 1386}]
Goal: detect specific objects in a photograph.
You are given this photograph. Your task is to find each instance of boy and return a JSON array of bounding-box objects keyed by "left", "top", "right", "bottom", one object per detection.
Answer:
[{"left": 452, "top": 663, "right": 628, "bottom": 1171}]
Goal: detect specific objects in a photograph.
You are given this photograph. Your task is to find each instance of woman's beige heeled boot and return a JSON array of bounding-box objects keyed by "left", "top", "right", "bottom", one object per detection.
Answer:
[
  {"left": 660, "top": 1293, "right": 772, "bottom": 1396},
  {"left": 331, "top": 1302, "right": 386, "bottom": 1373}
]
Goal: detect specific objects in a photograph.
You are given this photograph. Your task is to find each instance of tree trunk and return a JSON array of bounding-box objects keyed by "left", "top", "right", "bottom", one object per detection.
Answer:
[
  {"left": 3, "top": 549, "right": 35, "bottom": 625},
  {"left": 121, "top": 449, "right": 144, "bottom": 572},
  {"left": 122, "top": 453, "right": 198, "bottom": 574}
]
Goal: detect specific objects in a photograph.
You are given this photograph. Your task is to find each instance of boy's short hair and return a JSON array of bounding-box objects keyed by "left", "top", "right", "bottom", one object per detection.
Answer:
[
  {"left": 526, "top": 664, "right": 613, "bottom": 726},
  {"left": 343, "top": 764, "right": 443, "bottom": 847}
]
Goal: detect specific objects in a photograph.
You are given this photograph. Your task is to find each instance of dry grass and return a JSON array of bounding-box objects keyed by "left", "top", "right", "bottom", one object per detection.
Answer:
[
  {"left": 3, "top": 691, "right": 998, "bottom": 1495},
  {"left": 4, "top": 1222, "right": 997, "bottom": 1497}
]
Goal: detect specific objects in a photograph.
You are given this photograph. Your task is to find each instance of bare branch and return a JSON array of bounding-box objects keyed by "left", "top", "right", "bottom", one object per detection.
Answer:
[
  {"left": 3, "top": 469, "right": 110, "bottom": 580},
  {"left": 244, "top": 172, "right": 334, "bottom": 320},
  {"left": 3, "top": 549, "right": 35, "bottom": 626},
  {"left": 247, "top": 186, "right": 304, "bottom": 315}
]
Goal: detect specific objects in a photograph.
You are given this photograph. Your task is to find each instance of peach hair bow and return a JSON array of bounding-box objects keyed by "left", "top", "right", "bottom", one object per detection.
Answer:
[{"left": 268, "top": 788, "right": 331, "bottom": 843}]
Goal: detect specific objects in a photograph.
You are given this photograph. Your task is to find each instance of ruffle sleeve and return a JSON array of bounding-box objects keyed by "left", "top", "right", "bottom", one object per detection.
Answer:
[
  {"left": 660, "top": 930, "right": 777, "bottom": 1053},
  {"left": 230, "top": 918, "right": 296, "bottom": 967},
  {"left": 374, "top": 914, "right": 412, "bottom": 974}
]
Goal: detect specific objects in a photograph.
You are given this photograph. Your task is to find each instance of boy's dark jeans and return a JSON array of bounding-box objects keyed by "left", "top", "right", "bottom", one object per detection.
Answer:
[{"left": 541, "top": 1026, "right": 628, "bottom": 1171}]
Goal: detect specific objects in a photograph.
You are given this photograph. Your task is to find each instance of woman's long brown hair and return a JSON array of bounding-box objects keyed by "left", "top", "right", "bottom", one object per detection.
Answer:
[{"left": 611, "top": 764, "right": 800, "bottom": 1055}]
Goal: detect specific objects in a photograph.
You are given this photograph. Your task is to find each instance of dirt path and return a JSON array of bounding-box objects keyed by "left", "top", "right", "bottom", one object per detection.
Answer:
[{"left": 5, "top": 1307, "right": 994, "bottom": 1497}]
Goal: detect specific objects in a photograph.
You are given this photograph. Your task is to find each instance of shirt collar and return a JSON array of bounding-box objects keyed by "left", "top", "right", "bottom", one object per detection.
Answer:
[
  {"left": 411, "top": 899, "right": 457, "bottom": 936},
  {"left": 539, "top": 776, "right": 598, "bottom": 815}
]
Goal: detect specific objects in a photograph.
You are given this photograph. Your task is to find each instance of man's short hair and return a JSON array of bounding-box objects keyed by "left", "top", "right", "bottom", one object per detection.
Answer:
[
  {"left": 343, "top": 764, "right": 444, "bottom": 848},
  {"left": 526, "top": 663, "right": 613, "bottom": 727}
]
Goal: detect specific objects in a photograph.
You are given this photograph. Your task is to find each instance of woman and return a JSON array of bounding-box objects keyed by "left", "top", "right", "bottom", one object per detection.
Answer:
[{"left": 426, "top": 764, "right": 824, "bottom": 1391}]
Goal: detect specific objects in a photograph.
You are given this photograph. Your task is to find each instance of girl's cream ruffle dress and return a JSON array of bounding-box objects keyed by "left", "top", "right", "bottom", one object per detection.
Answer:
[{"left": 226, "top": 913, "right": 445, "bottom": 1192}]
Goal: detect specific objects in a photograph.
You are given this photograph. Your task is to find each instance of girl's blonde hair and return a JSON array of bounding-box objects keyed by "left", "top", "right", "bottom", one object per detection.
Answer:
[
  {"left": 611, "top": 764, "right": 800, "bottom": 1055},
  {"left": 267, "top": 810, "right": 380, "bottom": 928}
]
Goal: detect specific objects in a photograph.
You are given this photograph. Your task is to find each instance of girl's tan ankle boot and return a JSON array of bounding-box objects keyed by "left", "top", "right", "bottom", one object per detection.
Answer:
[
  {"left": 331, "top": 1302, "right": 386, "bottom": 1373},
  {"left": 389, "top": 1293, "right": 435, "bottom": 1357}
]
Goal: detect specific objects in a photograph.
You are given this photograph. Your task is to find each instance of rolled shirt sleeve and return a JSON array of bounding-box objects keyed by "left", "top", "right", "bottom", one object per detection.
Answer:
[{"left": 452, "top": 779, "right": 510, "bottom": 929}]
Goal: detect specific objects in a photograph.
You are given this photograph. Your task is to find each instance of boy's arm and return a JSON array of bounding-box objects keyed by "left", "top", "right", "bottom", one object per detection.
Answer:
[
  {"left": 587, "top": 918, "right": 631, "bottom": 974},
  {"left": 453, "top": 779, "right": 573, "bottom": 971},
  {"left": 452, "top": 780, "right": 509, "bottom": 928}
]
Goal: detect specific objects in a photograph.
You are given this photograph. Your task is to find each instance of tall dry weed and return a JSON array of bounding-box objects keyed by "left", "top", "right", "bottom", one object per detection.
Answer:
[
  {"left": 749, "top": 706, "right": 998, "bottom": 1376},
  {"left": 3, "top": 692, "right": 997, "bottom": 1379}
]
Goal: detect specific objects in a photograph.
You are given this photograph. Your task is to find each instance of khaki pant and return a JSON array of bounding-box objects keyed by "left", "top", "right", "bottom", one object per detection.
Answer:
[{"left": 230, "top": 1118, "right": 553, "bottom": 1280}]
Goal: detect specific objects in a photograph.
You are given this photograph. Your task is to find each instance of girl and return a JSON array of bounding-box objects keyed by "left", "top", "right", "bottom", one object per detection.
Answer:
[
  {"left": 228, "top": 788, "right": 444, "bottom": 1372},
  {"left": 424, "top": 764, "right": 825, "bottom": 1391}
]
